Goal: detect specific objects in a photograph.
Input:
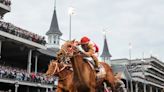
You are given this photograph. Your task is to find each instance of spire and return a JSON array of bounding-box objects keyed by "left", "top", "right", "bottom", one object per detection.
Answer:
[
  {"left": 46, "top": 2, "right": 62, "bottom": 36},
  {"left": 100, "top": 35, "right": 112, "bottom": 58},
  {"left": 46, "top": 0, "right": 62, "bottom": 49}
]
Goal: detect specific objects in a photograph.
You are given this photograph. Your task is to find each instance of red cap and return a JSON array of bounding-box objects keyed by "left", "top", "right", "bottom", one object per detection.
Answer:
[{"left": 80, "top": 36, "right": 90, "bottom": 44}]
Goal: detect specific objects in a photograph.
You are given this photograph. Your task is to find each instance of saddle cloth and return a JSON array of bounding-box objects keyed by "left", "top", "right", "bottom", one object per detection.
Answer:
[{"left": 83, "top": 57, "right": 106, "bottom": 79}]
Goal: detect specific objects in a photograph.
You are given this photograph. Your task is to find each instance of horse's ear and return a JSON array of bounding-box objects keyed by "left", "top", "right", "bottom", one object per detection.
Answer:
[
  {"left": 71, "top": 39, "right": 76, "bottom": 43},
  {"left": 57, "top": 51, "right": 62, "bottom": 58}
]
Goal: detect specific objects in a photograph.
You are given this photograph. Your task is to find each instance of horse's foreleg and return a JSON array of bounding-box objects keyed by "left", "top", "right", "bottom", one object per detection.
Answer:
[
  {"left": 69, "top": 87, "right": 76, "bottom": 92},
  {"left": 105, "top": 74, "right": 116, "bottom": 92},
  {"left": 90, "top": 87, "right": 96, "bottom": 92},
  {"left": 102, "top": 63, "right": 116, "bottom": 92},
  {"left": 56, "top": 87, "right": 63, "bottom": 92},
  {"left": 56, "top": 83, "right": 64, "bottom": 92}
]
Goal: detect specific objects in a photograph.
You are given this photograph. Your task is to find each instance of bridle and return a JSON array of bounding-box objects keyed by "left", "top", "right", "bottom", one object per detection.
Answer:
[
  {"left": 51, "top": 61, "right": 71, "bottom": 76},
  {"left": 51, "top": 42, "right": 75, "bottom": 75},
  {"left": 52, "top": 41, "right": 82, "bottom": 76},
  {"left": 57, "top": 48, "right": 71, "bottom": 64}
]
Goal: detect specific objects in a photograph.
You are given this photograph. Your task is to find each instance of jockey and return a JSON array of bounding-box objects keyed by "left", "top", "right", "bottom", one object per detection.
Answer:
[{"left": 78, "top": 36, "right": 99, "bottom": 71}]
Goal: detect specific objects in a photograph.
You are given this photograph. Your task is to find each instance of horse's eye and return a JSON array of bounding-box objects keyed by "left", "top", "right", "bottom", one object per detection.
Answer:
[{"left": 57, "top": 52, "right": 62, "bottom": 57}]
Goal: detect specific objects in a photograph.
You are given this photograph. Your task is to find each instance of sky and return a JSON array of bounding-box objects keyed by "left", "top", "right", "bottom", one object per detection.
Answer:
[{"left": 3, "top": 0, "right": 164, "bottom": 61}]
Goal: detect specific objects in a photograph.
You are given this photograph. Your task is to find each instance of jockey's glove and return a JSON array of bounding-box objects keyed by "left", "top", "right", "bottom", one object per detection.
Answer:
[{"left": 76, "top": 46, "right": 85, "bottom": 53}]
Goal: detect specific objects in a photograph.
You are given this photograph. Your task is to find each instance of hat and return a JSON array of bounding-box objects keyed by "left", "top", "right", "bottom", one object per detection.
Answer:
[{"left": 80, "top": 36, "right": 90, "bottom": 44}]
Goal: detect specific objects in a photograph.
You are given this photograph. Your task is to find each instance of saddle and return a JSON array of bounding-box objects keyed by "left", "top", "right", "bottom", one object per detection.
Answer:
[
  {"left": 83, "top": 57, "right": 106, "bottom": 79},
  {"left": 83, "top": 57, "right": 95, "bottom": 67}
]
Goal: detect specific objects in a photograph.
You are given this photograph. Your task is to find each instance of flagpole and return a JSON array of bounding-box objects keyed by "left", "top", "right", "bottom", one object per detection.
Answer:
[
  {"left": 69, "top": 14, "right": 72, "bottom": 40},
  {"left": 68, "top": 7, "right": 75, "bottom": 41},
  {"left": 129, "top": 42, "right": 133, "bottom": 92}
]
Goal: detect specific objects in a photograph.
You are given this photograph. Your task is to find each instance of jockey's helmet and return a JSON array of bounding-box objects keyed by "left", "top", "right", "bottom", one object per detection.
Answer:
[{"left": 80, "top": 36, "right": 90, "bottom": 44}]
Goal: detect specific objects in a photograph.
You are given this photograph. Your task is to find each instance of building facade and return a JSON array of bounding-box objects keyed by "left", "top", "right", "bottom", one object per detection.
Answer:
[{"left": 111, "top": 56, "right": 164, "bottom": 92}]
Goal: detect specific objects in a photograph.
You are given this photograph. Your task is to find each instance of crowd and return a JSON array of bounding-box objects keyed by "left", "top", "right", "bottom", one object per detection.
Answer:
[
  {"left": 0, "top": 0, "right": 11, "bottom": 6},
  {"left": 0, "top": 90, "right": 11, "bottom": 92},
  {"left": 0, "top": 21, "right": 46, "bottom": 45},
  {"left": 0, "top": 65, "right": 57, "bottom": 85}
]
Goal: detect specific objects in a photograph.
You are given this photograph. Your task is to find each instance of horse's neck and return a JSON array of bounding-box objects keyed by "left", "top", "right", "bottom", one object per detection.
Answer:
[
  {"left": 58, "top": 69, "right": 72, "bottom": 79},
  {"left": 71, "top": 55, "right": 88, "bottom": 82}
]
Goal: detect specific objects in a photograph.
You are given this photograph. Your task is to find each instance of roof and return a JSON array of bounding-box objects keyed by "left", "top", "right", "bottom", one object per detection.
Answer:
[
  {"left": 100, "top": 36, "right": 112, "bottom": 58},
  {"left": 37, "top": 48, "right": 59, "bottom": 57},
  {"left": 0, "top": 30, "right": 46, "bottom": 49},
  {"left": 112, "top": 65, "right": 131, "bottom": 80},
  {"left": 46, "top": 9, "right": 62, "bottom": 36}
]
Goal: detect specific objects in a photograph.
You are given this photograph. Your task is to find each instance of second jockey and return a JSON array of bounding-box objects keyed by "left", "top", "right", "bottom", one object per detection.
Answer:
[{"left": 78, "top": 36, "right": 99, "bottom": 72}]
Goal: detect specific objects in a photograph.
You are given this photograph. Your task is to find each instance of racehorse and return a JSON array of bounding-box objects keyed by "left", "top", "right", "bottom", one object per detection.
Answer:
[
  {"left": 46, "top": 60, "right": 126, "bottom": 92},
  {"left": 46, "top": 59, "right": 74, "bottom": 92},
  {"left": 46, "top": 40, "right": 127, "bottom": 92},
  {"left": 57, "top": 40, "right": 117, "bottom": 92}
]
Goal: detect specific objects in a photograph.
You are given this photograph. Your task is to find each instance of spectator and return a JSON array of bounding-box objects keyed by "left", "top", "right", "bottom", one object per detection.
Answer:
[
  {"left": 0, "top": 21, "right": 47, "bottom": 45},
  {"left": 0, "top": 0, "right": 11, "bottom": 6},
  {"left": 0, "top": 64, "right": 56, "bottom": 85}
]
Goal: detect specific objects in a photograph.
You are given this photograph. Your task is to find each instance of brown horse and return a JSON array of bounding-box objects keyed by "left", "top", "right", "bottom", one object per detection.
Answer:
[
  {"left": 46, "top": 59, "right": 125, "bottom": 92},
  {"left": 71, "top": 54, "right": 117, "bottom": 92},
  {"left": 46, "top": 60, "right": 74, "bottom": 92},
  {"left": 58, "top": 41, "right": 116, "bottom": 92}
]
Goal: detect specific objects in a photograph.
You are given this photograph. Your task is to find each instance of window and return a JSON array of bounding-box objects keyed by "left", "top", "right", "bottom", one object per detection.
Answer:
[
  {"left": 53, "top": 35, "right": 56, "bottom": 44},
  {"left": 48, "top": 36, "right": 51, "bottom": 44}
]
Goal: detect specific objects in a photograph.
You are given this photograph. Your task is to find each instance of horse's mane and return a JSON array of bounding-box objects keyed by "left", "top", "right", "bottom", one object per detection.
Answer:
[
  {"left": 46, "top": 60, "right": 57, "bottom": 76},
  {"left": 46, "top": 59, "right": 73, "bottom": 78}
]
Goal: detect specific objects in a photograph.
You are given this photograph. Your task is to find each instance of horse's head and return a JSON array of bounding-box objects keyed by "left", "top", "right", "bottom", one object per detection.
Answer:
[
  {"left": 46, "top": 40, "right": 78, "bottom": 78},
  {"left": 57, "top": 40, "right": 80, "bottom": 59},
  {"left": 46, "top": 60, "right": 58, "bottom": 77},
  {"left": 46, "top": 59, "right": 71, "bottom": 77}
]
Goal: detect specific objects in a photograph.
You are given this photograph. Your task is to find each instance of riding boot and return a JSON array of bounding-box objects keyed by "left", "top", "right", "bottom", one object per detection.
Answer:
[{"left": 92, "top": 55, "right": 99, "bottom": 72}]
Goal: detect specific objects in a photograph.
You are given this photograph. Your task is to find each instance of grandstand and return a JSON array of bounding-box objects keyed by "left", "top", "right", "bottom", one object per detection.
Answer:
[
  {"left": 0, "top": 0, "right": 61, "bottom": 92},
  {"left": 0, "top": 0, "right": 11, "bottom": 18},
  {"left": 111, "top": 56, "right": 164, "bottom": 92}
]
